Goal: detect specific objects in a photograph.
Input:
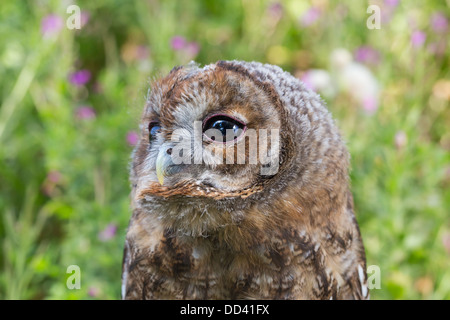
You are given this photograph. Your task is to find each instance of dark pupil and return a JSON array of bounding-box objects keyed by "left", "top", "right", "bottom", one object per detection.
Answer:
[
  {"left": 211, "top": 120, "right": 239, "bottom": 137},
  {"left": 203, "top": 116, "right": 246, "bottom": 142}
]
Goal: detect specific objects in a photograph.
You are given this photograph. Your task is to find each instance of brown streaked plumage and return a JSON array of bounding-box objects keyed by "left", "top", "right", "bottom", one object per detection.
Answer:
[{"left": 122, "top": 60, "right": 368, "bottom": 300}]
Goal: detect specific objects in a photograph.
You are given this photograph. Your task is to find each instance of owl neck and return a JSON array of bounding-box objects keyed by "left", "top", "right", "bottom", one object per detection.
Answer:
[{"left": 148, "top": 178, "right": 350, "bottom": 255}]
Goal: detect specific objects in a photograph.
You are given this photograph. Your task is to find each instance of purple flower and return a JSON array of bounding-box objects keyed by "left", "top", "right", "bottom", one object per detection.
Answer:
[
  {"left": 431, "top": 12, "right": 448, "bottom": 33},
  {"left": 136, "top": 45, "right": 150, "bottom": 60},
  {"left": 185, "top": 42, "right": 200, "bottom": 59},
  {"left": 69, "top": 69, "right": 91, "bottom": 86},
  {"left": 170, "top": 36, "right": 200, "bottom": 60},
  {"left": 47, "top": 170, "right": 62, "bottom": 183},
  {"left": 427, "top": 42, "right": 446, "bottom": 57},
  {"left": 76, "top": 106, "right": 96, "bottom": 120},
  {"left": 300, "top": 7, "right": 321, "bottom": 27},
  {"left": 380, "top": 0, "right": 399, "bottom": 24},
  {"left": 170, "top": 36, "right": 187, "bottom": 50},
  {"left": 394, "top": 131, "right": 407, "bottom": 150},
  {"left": 41, "top": 14, "right": 64, "bottom": 38},
  {"left": 98, "top": 223, "right": 118, "bottom": 241},
  {"left": 126, "top": 131, "right": 139, "bottom": 146},
  {"left": 443, "top": 233, "right": 450, "bottom": 254},
  {"left": 354, "top": 46, "right": 381, "bottom": 66},
  {"left": 42, "top": 170, "right": 62, "bottom": 197},
  {"left": 362, "top": 96, "right": 378, "bottom": 114},
  {"left": 411, "top": 31, "right": 426, "bottom": 48},
  {"left": 88, "top": 287, "right": 100, "bottom": 298},
  {"left": 300, "top": 71, "right": 315, "bottom": 91},
  {"left": 80, "top": 11, "right": 90, "bottom": 28},
  {"left": 267, "top": 2, "right": 283, "bottom": 20},
  {"left": 384, "top": 0, "right": 399, "bottom": 7}
]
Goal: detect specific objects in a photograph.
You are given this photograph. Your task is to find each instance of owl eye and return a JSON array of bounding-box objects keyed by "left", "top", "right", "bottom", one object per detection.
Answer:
[
  {"left": 202, "top": 114, "right": 247, "bottom": 143},
  {"left": 148, "top": 121, "right": 161, "bottom": 142}
]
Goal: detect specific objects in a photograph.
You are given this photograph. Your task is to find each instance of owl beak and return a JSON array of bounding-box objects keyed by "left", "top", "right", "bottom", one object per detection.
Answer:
[{"left": 155, "top": 144, "right": 178, "bottom": 185}]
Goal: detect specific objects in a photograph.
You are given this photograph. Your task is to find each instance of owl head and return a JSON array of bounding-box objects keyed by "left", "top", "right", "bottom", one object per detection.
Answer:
[{"left": 130, "top": 61, "right": 349, "bottom": 236}]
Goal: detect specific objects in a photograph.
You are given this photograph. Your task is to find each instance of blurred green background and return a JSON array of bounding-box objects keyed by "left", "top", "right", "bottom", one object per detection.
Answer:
[{"left": 0, "top": 0, "right": 449, "bottom": 300}]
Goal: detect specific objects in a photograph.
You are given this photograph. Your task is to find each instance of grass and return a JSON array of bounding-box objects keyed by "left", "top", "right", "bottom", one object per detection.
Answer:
[{"left": 0, "top": 0, "right": 449, "bottom": 300}]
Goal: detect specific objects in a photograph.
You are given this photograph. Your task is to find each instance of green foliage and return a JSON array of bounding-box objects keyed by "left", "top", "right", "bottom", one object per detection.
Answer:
[{"left": 0, "top": 0, "right": 448, "bottom": 300}]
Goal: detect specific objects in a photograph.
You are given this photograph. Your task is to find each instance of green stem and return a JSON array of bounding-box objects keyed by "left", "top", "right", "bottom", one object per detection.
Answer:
[{"left": 0, "top": 37, "right": 56, "bottom": 142}]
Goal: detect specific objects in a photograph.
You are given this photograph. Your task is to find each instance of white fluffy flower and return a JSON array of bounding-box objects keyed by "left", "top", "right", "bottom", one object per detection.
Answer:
[
  {"left": 330, "top": 48, "right": 380, "bottom": 113},
  {"left": 301, "top": 69, "right": 337, "bottom": 98}
]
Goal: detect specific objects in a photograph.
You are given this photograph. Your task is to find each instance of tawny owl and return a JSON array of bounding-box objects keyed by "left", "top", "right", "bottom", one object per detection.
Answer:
[{"left": 122, "top": 60, "right": 368, "bottom": 300}]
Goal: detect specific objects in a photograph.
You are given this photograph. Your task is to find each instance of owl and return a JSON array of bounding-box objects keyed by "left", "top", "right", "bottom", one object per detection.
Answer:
[{"left": 122, "top": 60, "right": 368, "bottom": 300}]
